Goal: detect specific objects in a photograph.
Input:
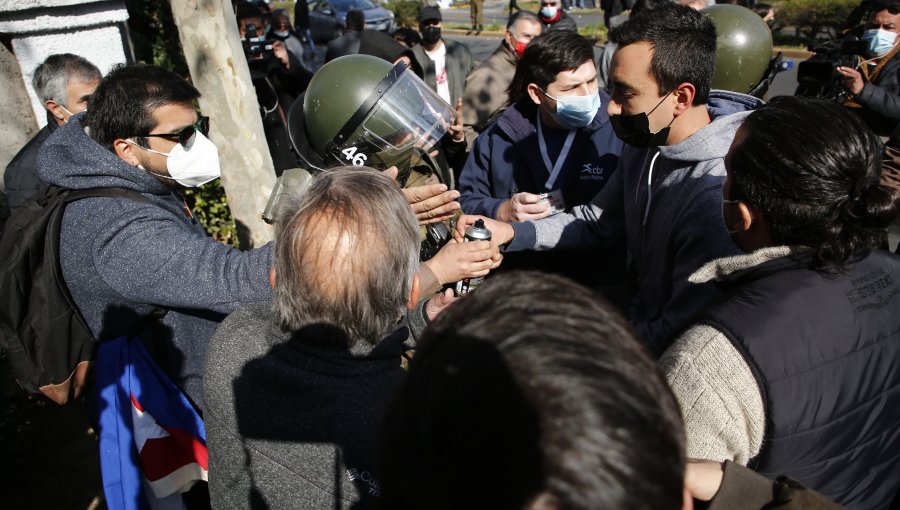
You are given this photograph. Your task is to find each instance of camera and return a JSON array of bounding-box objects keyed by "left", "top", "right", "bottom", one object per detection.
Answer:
[
  {"left": 242, "top": 23, "right": 274, "bottom": 62},
  {"left": 795, "top": 37, "right": 868, "bottom": 102}
]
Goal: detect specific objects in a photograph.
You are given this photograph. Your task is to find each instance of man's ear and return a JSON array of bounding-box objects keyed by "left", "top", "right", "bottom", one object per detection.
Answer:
[
  {"left": 526, "top": 83, "right": 544, "bottom": 106},
  {"left": 406, "top": 272, "right": 421, "bottom": 311},
  {"left": 45, "top": 99, "right": 66, "bottom": 124},
  {"left": 269, "top": 267, "right": 276, "bottom": 289},
  {"left": 673, "top": 82, "right": 697, "bottom": 116},
  {"left": 114, "top": 138, "right": 141, "bottom": 167},
  {"left": 735, "top": 201, "right": 756, "bottom": 232}
]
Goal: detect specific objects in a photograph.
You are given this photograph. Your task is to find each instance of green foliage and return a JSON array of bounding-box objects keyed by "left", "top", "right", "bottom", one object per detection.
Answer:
[
  {"left": 578, "top": 23, "right": 608, "bottom": 42},
  {"left": 384, "top": 0, "right": 421, "bottom": 28},
  {"left": 184, "top": 181, "right": 240, "bottom": 248},
  {"left": 776, "top": 0, "right": 859, "bottom": 41},
  {"left": 124, "top": 0, "right": 239, "bottom": 247}
]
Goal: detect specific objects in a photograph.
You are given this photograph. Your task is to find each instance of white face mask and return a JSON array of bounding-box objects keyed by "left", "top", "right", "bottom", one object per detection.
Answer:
[{"left": 128, "top": 132, "right": 221, "bottom": 187}]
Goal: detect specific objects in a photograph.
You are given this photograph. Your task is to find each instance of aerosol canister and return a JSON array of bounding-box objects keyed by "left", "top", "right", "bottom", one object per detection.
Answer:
[{"left": 455, "top": 219, "right": 492, "bottom": 295}]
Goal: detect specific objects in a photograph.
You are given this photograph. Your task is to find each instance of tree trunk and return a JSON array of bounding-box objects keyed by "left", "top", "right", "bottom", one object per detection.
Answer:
[{"left": 168, "top": 0, "right": 275, "bottom": 248}]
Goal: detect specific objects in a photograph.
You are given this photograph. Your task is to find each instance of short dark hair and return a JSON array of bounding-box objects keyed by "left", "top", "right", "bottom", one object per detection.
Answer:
[
  {"left": 729, "top": 96, "right": 900, "bottom": 267},
  {"left": 507, "top": 30, "right": 595, "bottom": 109},
  {"left": 378, "top": 272, "right": 686, "bottom": 510},
  {"left": 85, "top": 64, "right": 200, "bottom": 151},
  {"left": 346, "top": 9, "right": 365, "bottom": 32},
  {"left": 631, "top": 0, "right": 674, "bottom": 16},
  {"left": 609, "top": 2, "right": 716, "bottom": 105},
  {"left": 235, "top": 0, "right": 265, "bottom": 22}
]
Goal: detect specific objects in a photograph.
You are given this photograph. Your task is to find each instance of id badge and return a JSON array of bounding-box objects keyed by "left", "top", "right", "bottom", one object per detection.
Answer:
[{"left": 539, "top": 190, "right": 566, "bottom": 215}]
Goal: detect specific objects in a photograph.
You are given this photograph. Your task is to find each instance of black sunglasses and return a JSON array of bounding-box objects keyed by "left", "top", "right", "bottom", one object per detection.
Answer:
[{"left": 143, "top": 116, "right": 209, "bottom": 146}]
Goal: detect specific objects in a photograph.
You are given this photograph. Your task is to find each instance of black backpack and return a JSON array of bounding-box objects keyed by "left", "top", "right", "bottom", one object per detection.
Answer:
[{"left": 0, "top": 186, "right": 154, "bottom": 404}]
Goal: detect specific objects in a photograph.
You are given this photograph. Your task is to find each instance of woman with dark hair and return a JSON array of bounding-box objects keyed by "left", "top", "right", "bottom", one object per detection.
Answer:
[{"left": 661, "top": 96, "right": 900, "bottom": 509}]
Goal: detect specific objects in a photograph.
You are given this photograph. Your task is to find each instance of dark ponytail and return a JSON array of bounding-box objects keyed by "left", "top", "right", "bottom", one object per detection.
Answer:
[{"left": 729, "top": 96, "right": 900, "bottom": 268}]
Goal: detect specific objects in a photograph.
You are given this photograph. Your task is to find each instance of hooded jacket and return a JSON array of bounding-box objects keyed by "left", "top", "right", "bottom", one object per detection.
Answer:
[
  {"left": 37, "top": 114, "right": 274, "bottom": 411},
  {"left": 508, "top": 108, "right": 748, "bottom": 355}
]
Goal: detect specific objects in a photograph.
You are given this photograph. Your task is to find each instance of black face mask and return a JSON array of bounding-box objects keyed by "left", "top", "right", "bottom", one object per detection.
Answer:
[
  {"left": 609, "top": 93, "right": 676, "bottom": 148},
  {"left": 421, "top": 26, "right": 441, "bottom": 45}
]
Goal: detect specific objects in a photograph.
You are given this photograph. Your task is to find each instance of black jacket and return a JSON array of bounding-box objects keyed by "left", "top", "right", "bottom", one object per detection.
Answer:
[
  {"left": 4, "top": 113, "right": 57, "bottom": 216},
  {"left": 325, "top": 31, "right": 361, "bottom": 63},
  {"left": 701, "top": 250, "right": 900, "bottom": 509},
  {"left": 855, "top": 52, "right": 900, "bottom": 136}
]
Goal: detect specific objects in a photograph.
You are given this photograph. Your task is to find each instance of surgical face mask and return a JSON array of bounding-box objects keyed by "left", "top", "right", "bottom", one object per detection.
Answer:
[
  {"left": 540, "top": 5, "right": 558, "bottom": 18},
  {"left": 58, "top": 104, "right": 77, "bottom": 122},
  {"left": 128, "top": 132, "right": 221, "bottom": 187},
  {"left": 609, "top": 93, "right": 675, "bottom": 148},
  {"left": 421, "top": 26, "right": 441, "bottom": 45},
  {"left": 863, "top": 28, "right": 898, "bottom": 57},
  {"left": 542, "top": 89, "right": 600, "bottom": 129},
  {"left": 273, "top": 29, "right": 290, "bottom": 38}
]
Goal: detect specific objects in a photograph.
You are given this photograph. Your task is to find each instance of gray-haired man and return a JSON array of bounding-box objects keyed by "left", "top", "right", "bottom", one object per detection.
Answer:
[
  {"left": 5, "top": 54, "right": 101, "bottom": 214},
  {"left": 204, "top": 167, "right": 421, "bottom": 509}
]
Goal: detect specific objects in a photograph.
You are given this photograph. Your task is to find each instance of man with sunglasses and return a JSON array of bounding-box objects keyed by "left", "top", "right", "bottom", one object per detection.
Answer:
[
  {"left": 837, "top": 1, "right": 900, "bottom": 136},
  {"left": 537, "top": 0, "right": 577, "bottom": 32},
  {"left": 35, "top": 64, "right": 275, "bottom": 412}
]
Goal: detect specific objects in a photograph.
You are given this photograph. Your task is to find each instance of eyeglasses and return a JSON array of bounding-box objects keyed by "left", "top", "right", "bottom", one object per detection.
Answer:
[
  {"left": 142, "top": 116, "right": 209, "bottom": 146},
  {"left": 541, "top": 1, "right": 556, "bottom": 5}
]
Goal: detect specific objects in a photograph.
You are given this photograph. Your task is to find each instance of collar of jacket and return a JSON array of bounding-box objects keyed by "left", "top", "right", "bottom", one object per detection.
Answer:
[{"left": 689, "top": 245, "right": 813, "bottom": 287}]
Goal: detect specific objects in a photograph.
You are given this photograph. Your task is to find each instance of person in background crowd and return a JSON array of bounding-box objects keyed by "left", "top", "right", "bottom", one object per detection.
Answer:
[
  {"left": 456, "top": 4, "right": 746, "bottom": 355},
  {"left": 412, "top": 6, "right": 475, "bottom": 108},
  {"left": 206, "top": 168, "right": 422, "bottom": 509},
  {"left": 268, "top": 9, "right": 306, "bottom": 63},
  {"left": 236, "top": 0, "right": 313, "bottom": 173},
  {"left": 462, "top": 10, "right": 542, "bottom": 146},
  {"left": 837, "top": 1, "right": 900, "bottom": 136},
  {"left": 661, "top": 96, "right": 900, "bottom": 510},
  {"left": 5, "top": 54, "right": 101, "bottom": 215},
  {"left": 470, "top": 0, "right": 484, "bottom": 33},
  {"left": 326, "top": 9, "right": 364, "bottom": 62},
  {"left": 537, "top": 0, "right": 577, "bottom": 31},
  {"left": 294, "top": 0, "right": 317, "bottom": 58}
]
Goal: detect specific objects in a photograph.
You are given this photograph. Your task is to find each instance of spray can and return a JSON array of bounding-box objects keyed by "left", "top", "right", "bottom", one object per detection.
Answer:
[{"left": 455, "top": 219, "right": 492, "bottom": 295}]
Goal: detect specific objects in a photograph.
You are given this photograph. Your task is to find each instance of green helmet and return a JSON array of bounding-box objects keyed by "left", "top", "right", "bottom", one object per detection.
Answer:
[
  {"left": 704, "top": 4, "right": 773, "bottom": 95},
  {"left": 287, "top": 54, "right": 455, "bottom": 185}
]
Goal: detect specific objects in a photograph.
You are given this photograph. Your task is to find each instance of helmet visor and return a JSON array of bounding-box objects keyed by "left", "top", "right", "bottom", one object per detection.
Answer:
[{"left": 325, "top": 67, "right": 455, "bottom": 173}]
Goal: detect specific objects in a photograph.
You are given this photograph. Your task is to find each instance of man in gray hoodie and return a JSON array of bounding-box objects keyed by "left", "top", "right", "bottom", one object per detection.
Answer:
[
  {"left": 37, "top": 64, "right": 274, "bottom": 411},
  {"left": 457, "top": 3, "right": 745, "bottom": 355}
]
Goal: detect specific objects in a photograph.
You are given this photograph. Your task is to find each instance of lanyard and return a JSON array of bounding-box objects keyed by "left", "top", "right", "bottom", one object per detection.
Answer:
[{"left": 537, "top": 114, "right": 576, "bottom": 190}]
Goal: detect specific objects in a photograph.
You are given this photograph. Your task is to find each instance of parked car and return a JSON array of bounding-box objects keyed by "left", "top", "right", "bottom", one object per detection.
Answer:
[{"left": 308, "top": 0, "right": 396, "bottom": 42}]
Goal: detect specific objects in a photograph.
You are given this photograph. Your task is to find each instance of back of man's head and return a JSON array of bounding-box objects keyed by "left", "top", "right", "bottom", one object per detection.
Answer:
[
  {"left": 611, "top": 2, "right": 716, "bottom": 105},
  {"left": 346, "top": 9, "right": 366, "bottom": 32},
  {"left": 85, "top": 64, "right": 199, "bottom": 151},
  {"left": 273, "top": 167, "right": 419, "bottom": 344},
  {"left": 32, "top": 53, "right": 101, "bottom": 106},
  {"left": 508, "top": 30, "right": 594, "bottom": 105},
  {"left": 379, "top": 271, "right": 686, "bottom": 510}
]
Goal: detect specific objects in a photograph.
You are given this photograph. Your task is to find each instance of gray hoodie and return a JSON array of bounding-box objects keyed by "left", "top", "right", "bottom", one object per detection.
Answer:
[
  {"left": 37, "top": 114, "right": 274, "bottom": 411},
  {"left": 508, "top": 110, "right": 749, "bottom": 355}
]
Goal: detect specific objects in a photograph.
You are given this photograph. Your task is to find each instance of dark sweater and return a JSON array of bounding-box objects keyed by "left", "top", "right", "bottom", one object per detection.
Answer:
[{"left": 204, "top": 304, "right": 408, "bottom": 509}]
